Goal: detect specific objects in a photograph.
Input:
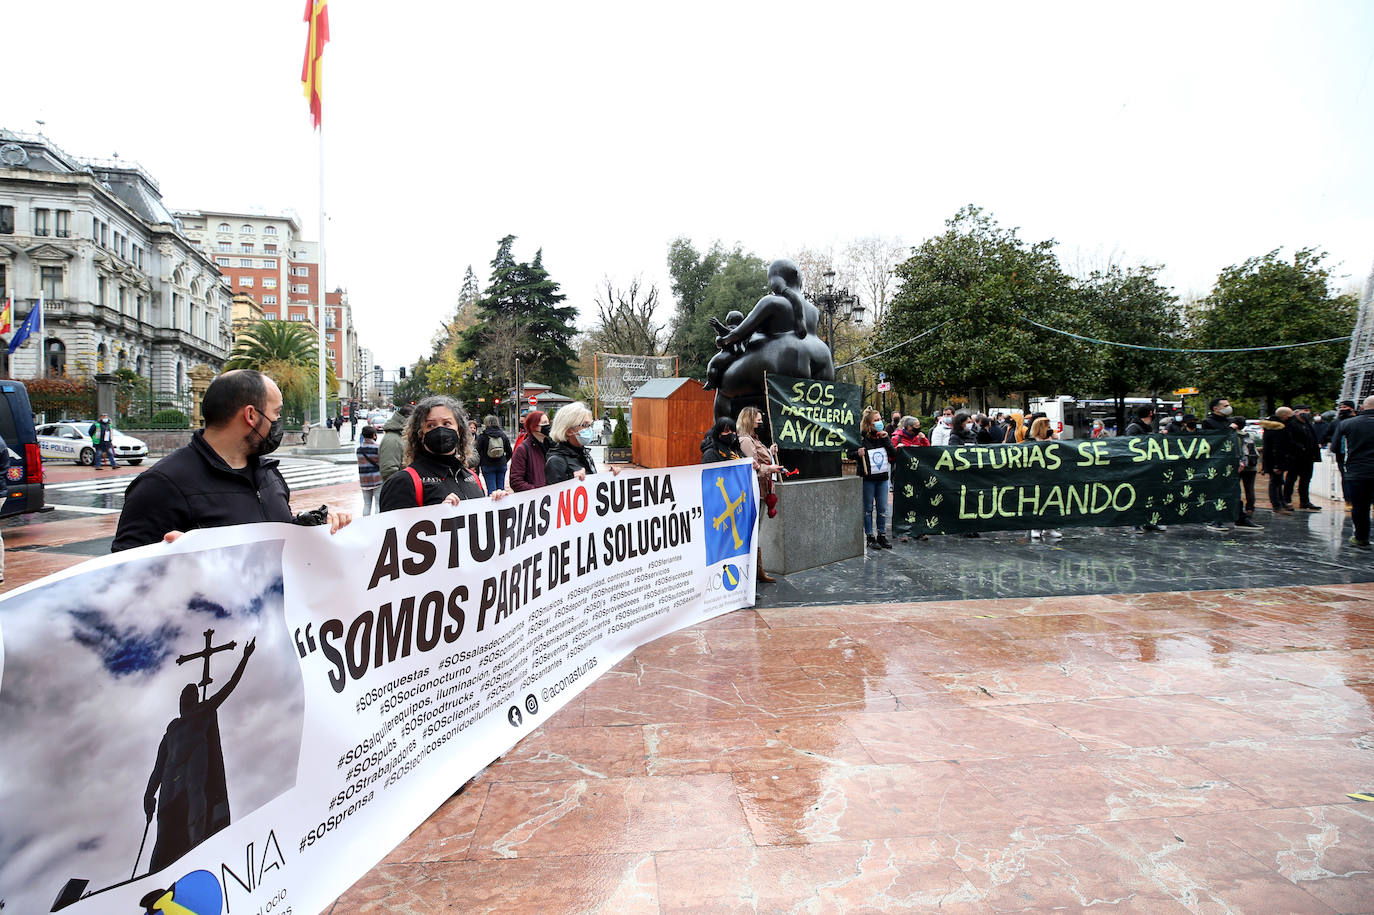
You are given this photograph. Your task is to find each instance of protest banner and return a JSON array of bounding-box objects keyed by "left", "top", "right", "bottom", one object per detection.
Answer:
[
  {"left": 0, "top": 461, "right": 759, "bottom": 914},
  {"left": 764, "top": 373, "right": 863, "bottom": 452},
  {"left": 892, "top": 432, "right": 1241, "bottom": 535},
  {"left": 594, "top": 353, "right": 676, "bottom": 407}
]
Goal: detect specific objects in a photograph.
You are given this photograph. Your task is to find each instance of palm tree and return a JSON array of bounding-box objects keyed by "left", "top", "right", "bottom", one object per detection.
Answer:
[{"left": 227, "top": 320, "right": 337, "bottom": 420}]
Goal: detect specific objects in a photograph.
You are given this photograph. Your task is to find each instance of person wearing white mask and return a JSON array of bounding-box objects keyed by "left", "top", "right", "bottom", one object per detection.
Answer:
[{"left": 930, "top": 407, "right": 955, "bottom": 446}]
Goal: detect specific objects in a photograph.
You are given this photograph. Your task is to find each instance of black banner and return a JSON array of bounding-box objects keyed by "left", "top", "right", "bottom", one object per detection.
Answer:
[
  {"left": 892, "top": 433, "right": 1242, "bottom": 534},
  {"left": 765, "top": 373, "right": 863, "bottom": 452}
]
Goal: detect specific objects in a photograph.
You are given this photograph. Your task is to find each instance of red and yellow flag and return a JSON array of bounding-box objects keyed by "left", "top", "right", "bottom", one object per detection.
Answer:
[
  {"left": 302, "top": 0, "right": 330, "bottom": 128},
  {"left": 0, "top": 294, "right": 11, "bottom": 336}
]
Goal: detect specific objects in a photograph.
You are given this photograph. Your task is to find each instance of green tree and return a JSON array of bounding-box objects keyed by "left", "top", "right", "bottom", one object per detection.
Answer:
[
  {"left": 665, "top": 239, "right": 768, "bottom": 378},
  {"left": 226, "top": 320, "right": 337, "bottom": 421},
  {"left": 1078, "top": 264, "right": 1188, "bottom": 430},
  {"left": 395, "top": 357, "right": 432, "bottom": 404},
  {"left": 873, "top": 206, "right": 1087, "bottom": 411},
  {"left": 1193, "top": 248, "right": 1357, "bottom": 414},
  {"left": 458, "top": 236, "right": 579, "bottom": 391}
]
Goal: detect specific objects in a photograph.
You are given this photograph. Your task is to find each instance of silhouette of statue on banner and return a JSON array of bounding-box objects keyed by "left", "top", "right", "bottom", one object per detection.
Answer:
[
  {"left": 143, "top": 633, "right": 255, "bottom": 872},
  {"left": 704, "top": 259, "right": 838, "bottom": 476}
]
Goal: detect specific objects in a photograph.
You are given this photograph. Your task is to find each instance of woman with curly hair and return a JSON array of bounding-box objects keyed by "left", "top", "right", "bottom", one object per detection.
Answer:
[{"left": 379, "top": 395, "right": 508, "bottom": 511}]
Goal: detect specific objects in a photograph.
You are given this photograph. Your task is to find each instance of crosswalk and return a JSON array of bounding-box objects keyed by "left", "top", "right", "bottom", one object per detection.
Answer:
[{"left": 43, "top": 457, "right": 358, "bottom": 513}]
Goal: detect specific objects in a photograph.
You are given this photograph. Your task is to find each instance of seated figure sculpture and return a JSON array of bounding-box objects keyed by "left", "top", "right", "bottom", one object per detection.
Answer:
[{"left": 705, "top": 259, "right": 834, "bottom": 422}]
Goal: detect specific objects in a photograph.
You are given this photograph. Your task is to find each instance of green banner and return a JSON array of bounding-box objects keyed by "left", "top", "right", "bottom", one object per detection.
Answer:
[
  {"left": 892, "top": 432, "right": 1242, "bottom": 535},
  {"left": 765, "top": 373, "right": 863, "bottom": 452}
]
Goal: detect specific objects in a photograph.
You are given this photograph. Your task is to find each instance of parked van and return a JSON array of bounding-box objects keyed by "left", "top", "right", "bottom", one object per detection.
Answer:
[{"left": 0, "top": 380, "right": 46, "bottom": 517}]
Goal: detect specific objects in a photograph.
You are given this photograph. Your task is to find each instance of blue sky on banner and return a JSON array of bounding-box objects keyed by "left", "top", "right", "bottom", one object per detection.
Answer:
[{"left": 1, "top": 1, "right": 1370, "bottom": 371}]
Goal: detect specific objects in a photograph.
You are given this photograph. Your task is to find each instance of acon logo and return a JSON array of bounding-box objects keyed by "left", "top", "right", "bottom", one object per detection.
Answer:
[
  {"left": 138, "top": 869, "right": 223, "bottom": 914},
  {"left": 707, "top": 563, "right": 747, "bottom": 592}
]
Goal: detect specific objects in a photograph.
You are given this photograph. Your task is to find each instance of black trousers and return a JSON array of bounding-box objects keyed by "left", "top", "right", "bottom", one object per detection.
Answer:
[
  {"left": 1350, "top": 477, "right": 1374, "bottom": 543},
  {"left": 1293, "top": 461, "right": 1316, "bottom": 507},
  {"left": 1269, "top": 471, "right": 1288, "bottom": 508},
  {"left": 1239, "top": 470, "right": 1257, "bottom": 518}
]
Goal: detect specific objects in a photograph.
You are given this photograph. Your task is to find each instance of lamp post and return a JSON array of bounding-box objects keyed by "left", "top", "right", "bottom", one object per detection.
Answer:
[{"left": 809, "top": 269, "right": 865, "bottom": 370}]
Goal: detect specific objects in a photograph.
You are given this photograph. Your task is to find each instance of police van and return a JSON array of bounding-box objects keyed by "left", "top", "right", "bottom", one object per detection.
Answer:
[{"left": 0, "top": 380, "right": 46, "bottom": 517}]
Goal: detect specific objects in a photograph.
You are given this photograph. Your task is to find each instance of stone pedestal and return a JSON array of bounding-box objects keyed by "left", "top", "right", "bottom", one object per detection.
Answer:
[
  {"left": 759, "top": 475, "right": 864, "bottom": 575},
  {"left": 307, "top": 426, "right": 341, "bottom": 450},
  {"left": 94, "top": 373, "right": 117, "bottom": 419}
]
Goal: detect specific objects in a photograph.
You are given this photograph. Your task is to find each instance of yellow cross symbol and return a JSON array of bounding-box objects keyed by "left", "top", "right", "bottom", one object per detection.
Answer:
[{"left": 712, "top": 476, "right": 746, "bottom": 549}]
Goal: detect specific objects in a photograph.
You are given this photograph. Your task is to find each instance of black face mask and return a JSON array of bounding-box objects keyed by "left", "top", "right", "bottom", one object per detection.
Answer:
[
  {"left": 423, "top": 427, "right": 461, "bottom": 455},
  {"left": 539, "top": 424, "right": 552, "bottom": 437},
  {"left": 252, "top": 414, "right": 285, "bottom": 456},
  {"left": 720, "top": 434, "right": 740, "bottom": 451}
]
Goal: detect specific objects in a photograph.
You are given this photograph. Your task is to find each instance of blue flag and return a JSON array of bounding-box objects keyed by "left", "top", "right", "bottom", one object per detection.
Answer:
[{"left": 8, "top": 295, "right": 41, "bottom": 354}]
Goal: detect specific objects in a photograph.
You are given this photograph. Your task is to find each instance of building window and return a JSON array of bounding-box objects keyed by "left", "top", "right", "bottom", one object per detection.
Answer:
[
  {"left": 291, "top": 313, "right": 306, "bottom": 321},
  {"left": 240, "top": 225, "right": 253, "bottom": 234},
  {"left": 32, "top": 208, "right": 50, "bottom": 236},
  {"left": 291, "top": 284, "right": 310, "bottom": 293},
  {"left": 114, "top": 231, "right": 123, "bottom": 253},
  {"left": 263, "top": 277, "right": 277, "bottom": 288},
  {"left": 136, "top": 295, "right": 145, "bottom": 321},
  {"left": 263, "top": 225, "right": 278, "bottom": 236},
  {"left": 261, "top": 258, "right": 276, "bottom": 269},
  {"left": 100, "top": 222, "right": 108, "bottom": 247},
  {"left": 264, "top": 243, "right": 277, "bottom": 254},
  {"left": 217, "top": 222, "right": 231, "bottom": 232},
  {"left": 55, "top": 210, "right": 70, "bottom": 238},
  {"left": 118, "top": 286, "right": 128, "bottom": 314},
  {"left": 239, "top": 277, "right": 253, "bottom": 287},
  {"left": 292, "top": 266, "right": 310, "bottom": 277},
  {"left": 97, "top": 276, "right": 106, "bottom": 306},
  {"left": 119, "top": 236, "right": 128, "bottom": 259},
  {"left": 133, "top": 245, "right": 144, "bottom": 269},
  {"left": 0, "top": 206, "right": 13, "bottom": 234},
  {"left": 217, "top": 241, "right": 231, "bottom": 252},
  {"left": 240, "top": 243, "right": 253, "bottom": 253},
  {"left": 239, "top": 258, "right": 254, "bottom": 268},
  {"left": 263, "top": 295, "right": 277, "bottom": 304},
  {"left": 40, "top": 266, "right": 63, "bottom": 299},
  {"left": 45, "top": 338, "right": 66, "bottom": 377},
  {"left": 216, "top": 257, "right": 230, "bottom": 266}
]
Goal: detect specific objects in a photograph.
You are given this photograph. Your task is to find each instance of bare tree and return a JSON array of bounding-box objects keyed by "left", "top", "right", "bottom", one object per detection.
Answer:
[
  {"left": 588, "top": 277, "right": 666, "bottom": 356},
  {"left": 842, "top": 235, "right": 906, "bottom": 328}
]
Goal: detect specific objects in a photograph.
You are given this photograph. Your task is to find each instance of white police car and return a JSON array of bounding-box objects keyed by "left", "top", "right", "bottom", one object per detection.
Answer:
[{"left": 37, "top": 421, "right": 148, "bottom": 465}]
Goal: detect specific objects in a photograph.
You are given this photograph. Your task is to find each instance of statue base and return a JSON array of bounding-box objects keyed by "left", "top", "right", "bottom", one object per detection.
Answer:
[{"left": 759, "top": 476, "right": 864, "bottom": 575}]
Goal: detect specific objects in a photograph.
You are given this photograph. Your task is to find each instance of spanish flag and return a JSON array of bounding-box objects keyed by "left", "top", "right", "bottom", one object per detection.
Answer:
[
  {"left": 302, "top": 0, "right": 330, "bottom": 129},
  {"left": 0, "top": 292, "right": 10, "bottom": 336}
]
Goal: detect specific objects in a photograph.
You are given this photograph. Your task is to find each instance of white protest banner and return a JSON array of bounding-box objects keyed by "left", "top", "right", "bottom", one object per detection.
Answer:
[{"left": 0, "top": 460, "right": 758, "bottom": 915}]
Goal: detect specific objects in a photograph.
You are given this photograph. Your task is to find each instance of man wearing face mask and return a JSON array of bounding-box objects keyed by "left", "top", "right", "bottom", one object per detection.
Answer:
[
  {"left": 1201, "top": 396, "right": 1262, "bottom": 532},
  {"left": 930, "top": 407, "right": 955, "bottom": 446},
  {"left": 113, "top": 370, "right": 351, "bottom": 551}
]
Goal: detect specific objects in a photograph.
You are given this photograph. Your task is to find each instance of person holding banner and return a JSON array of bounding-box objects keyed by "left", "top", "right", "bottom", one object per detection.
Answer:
[
  {"left": 850, "top": 408, "right": 896, "bottom": 550},
  {"left": 735, "top": 407, "right": 784, "bottom": 583},
  {"left": 379, "top": 396, "right": 508, "bottom": 510},
  {"left": 112, "top": 370, "right": 350, "bottom": 551},
  {"left": 545, "top": 401, "right": 619, "bottom": 485}
]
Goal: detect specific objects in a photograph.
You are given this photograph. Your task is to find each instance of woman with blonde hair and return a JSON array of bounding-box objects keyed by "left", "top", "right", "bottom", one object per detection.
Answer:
[
  {"left": 1026, "top": 416, "right": 1060, "bottom": 541},
  {"left": 737, "top": 406, "right": 785, "bottom": 582},
  {"left": 544, "top": 401, "right": 621, "bottom": 484}
]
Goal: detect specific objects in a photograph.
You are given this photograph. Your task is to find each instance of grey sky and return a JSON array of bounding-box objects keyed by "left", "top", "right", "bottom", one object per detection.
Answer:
[
  {"left": 0, "top": 541, "right": 301, "bottom": 915},
  {"left": 2, "top": 0, "right": 1370, "bottom": 375}
]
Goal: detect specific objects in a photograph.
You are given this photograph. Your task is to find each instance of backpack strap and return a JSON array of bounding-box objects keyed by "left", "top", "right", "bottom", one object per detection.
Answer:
[
  {"left": 405, "top": 466, "right": 424, "bottom": 505},
  {"left": 470, "top": 466, "right": 486, "bottom": 493}
]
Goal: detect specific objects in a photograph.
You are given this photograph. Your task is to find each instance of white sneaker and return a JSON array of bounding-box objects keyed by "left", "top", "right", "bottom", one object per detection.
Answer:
[{"left": 1030, "top": 530, "right": 1042, "bottom": 540}]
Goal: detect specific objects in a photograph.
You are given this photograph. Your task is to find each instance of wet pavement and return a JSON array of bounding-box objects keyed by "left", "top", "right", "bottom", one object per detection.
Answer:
[{"left": 3, "top": 468, "right": 1372, "bottom": 912}]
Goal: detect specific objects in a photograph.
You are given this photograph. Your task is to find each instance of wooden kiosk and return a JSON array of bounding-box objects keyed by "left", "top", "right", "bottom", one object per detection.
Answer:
[{"left": 630, "top": 378, "right": 716, "bottom": 468}]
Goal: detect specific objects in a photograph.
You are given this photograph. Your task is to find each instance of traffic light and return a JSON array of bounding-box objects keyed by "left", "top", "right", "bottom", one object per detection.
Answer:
[{"left": 399, "top": 367, "right": 406, "bottom": 379}]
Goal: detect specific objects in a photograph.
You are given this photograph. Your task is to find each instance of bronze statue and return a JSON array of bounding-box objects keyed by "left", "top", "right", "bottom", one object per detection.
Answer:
[{"left": 704, "top": 259, "right": 834, "bottom": 423}]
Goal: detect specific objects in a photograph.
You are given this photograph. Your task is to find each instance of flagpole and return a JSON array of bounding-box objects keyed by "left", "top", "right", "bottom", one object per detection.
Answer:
[{"left": 316, "top": 123, "right": 328, "bottom": 426}]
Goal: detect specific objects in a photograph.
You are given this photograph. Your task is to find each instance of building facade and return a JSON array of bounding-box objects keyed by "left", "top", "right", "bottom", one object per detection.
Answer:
[
  {"left": 0, "top": 130, "right": 230, "bottom": 402},
  {"left": 176, "top": 212, "right": 360, "bottom": 402},
  {"left": 1342, "top": 259, "right": 1374, "bottom": 404}
]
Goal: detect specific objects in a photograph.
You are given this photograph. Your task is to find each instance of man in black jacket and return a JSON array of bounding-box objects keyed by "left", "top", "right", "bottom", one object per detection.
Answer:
[
  {"left": 1200, "top": 397, "right": 1262, "bottom": 531},
  {"left": 1261, "top": 407, "right": 1295, "bottom": 513},
  {"left": 1288, "top": 404, "right": 1322, "bottom": 511},
  {"left": 1124, "top": 405, "right": 1154, "bottom": 436},
  {"left": 113, "top": 370, "right": 350, "bottom": 551},
  {"left": 1330, "top": 395, "right": 1374, "bottom": 548}
]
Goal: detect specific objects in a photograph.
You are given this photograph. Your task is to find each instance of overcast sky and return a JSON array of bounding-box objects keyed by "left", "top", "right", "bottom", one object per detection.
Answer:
[{"left": 3, "top": 1, "right": 1370, "bottom": 375}]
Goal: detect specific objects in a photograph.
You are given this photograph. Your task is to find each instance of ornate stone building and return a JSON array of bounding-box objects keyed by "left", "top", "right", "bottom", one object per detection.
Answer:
[
  {"left": 0, "top": 129, "right": 230, "bottom": 404},
  {"left": 1342, "top": 259, "right": 1374, "bottom": 404}
]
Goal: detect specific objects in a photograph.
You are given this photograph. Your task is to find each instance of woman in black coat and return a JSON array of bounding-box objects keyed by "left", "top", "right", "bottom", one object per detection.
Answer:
[
  {"left": 700, "top": 417, "right": 744, "bottom": 463},
  {"left": 544, "top": 402, "right": 602, "bottom": 485},
  {"left": 379, "top": 396, "right": 509, "bottom": 511},
  {"left": 848, "top": 408, "right": 897, "bottom": 549}
]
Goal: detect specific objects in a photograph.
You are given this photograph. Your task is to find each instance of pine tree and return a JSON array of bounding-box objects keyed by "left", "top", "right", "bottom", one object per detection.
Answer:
[{"left": 459, "top": 236, "right": 580, "bottom": 391}]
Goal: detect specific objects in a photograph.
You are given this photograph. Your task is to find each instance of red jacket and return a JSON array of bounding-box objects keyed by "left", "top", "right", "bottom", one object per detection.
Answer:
[{"left": 509, "top": 436, "right": 549, "bottom": 491}]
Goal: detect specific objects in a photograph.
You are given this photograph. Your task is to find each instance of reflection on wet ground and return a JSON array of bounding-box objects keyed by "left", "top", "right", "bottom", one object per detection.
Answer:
[
  {"left": 335, "top": 575, "right": 1374, "bottom": 912},
  {"left": 767, "top": 507, "right": 1374, "bottom": 605}
]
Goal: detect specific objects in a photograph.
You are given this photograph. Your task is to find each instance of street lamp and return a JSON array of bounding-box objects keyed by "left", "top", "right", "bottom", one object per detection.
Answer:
[{"left": 809, "top": 269, "right": 865, "bottom": 359}]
